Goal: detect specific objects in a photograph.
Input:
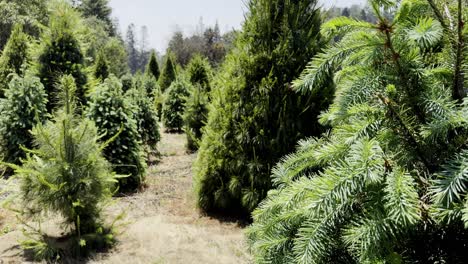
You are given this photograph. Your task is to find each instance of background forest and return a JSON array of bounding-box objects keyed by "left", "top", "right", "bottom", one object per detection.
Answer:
[{"left": 0, "top": 0, "right": 467, "bottom": 263}]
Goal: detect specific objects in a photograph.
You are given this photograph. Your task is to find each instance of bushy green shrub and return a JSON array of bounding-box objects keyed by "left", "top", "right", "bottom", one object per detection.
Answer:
[
  {"left": 87, "top": 76, "right": 146, "bottom": 192},
  {"left": 194, "top": 0, "right": 331, "bottom": 213},
  {"left": 0, "top": 74, "right": 48, "bottom": 165},
  {"left": 126, "top": 86, "right": 160, "bottom": 152},
  {"left": 184, "top": 55, "right": 211, "bottom": 151},
  {"left": 7, "top": 75, "right": 116, "bottom": 260},
  {"left": 37, "top": 3, "right": 87, "bottom": 111},
  {"left": 248, "top": 1, "right": 468, "bottom": 263},
  {"left": 163, "top": 80, "right": 190, "bottom": 132},
  {"left": 158, "top": 53, "right": 176, "bottom": 92},
  {"left": 0, "top": 24, "right": 29, "bottom": 97}
]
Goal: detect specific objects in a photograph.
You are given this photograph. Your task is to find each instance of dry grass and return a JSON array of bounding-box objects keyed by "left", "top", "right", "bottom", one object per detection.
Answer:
[{"left": 0, "top": 129, "right": 251, "bottom": 264}]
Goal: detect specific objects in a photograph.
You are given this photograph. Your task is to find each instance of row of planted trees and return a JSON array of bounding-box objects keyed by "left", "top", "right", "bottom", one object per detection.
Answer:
[
  {"left": 0, "top": 1, "right": 176, "bottom": 260},
  {"left": 190, "top": 0, "right": 468, "bottom": 263},
  {"left": 0, "top": 0, "right": 215, "bottom": 259}
]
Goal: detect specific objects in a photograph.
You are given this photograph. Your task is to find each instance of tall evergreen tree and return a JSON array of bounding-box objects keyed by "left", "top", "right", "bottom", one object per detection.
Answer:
[
  {"left": 78, "top": 0, "right": 115, "bottom": 36},
  {"left": 159, "top": 53, "right": 177, "bottom": 92},
  {"left": 94, "top": 50, "right": 109, "bottom": 81},
  {"left": 87, "top": 76, "right": 146, "bottom": 192},
  {"left": 37, "top": 3, "right": 87, "bottom": 111},
  {"left": 146, "top": 50, "right": 160, "bottom": 80},
  {"left": 248, "top": 0, "right": 468, "bottom": 262},
  {"left": 125, "top": 23, "right": 139, "bottom": 74},
  {"left": 184, "top": 55, "right": 212, "bottom": 151},
  {"left": 194, "top": 0, "right": 332, "bottom": 213},
  {"left": 0, "top": 24, "right": 29, "bottom": 97}
]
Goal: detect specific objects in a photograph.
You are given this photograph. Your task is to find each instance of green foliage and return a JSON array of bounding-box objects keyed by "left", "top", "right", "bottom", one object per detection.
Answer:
[
  {"left": 6, "top": 75, "right": 116, "bottom": 260},
  {"left": 78, "top": 0, "right": 115, "bottom": 36},
  {"left": 94, "top": 51, "right": 109, "bottom": 81},
  {"left": 163, "top": 80, "right": 190, "bottom": 132},
  {"left": 146, "top": 50, "right": 160, "bottom": 80},
  {"left": 187, "top": 54, "right": 211, "bottom": 92},
  {"left": 0, "top": 74, "right": 48, "bottom": 165},
  {"left": 158, "top": 53, "right": 177, "bottom": 92},
  {"left": 184, "top": 55, "right": 212, "bottom": 151},
  {"left": 126, "top": 85, "right": 160, "bottom": 152},
  {"left": 87, "top": 76, "right": 146, "bottom": 192},
  {"left": 184, "top": 85, "right": 208, "bottom": 151},
  {"left": 37, "top": 2, "right": 87, "bottom": 111},
  {"left": 120, "top": 73, "right": 133, "bottom": 93},
  {"left": 248, "top": 0, "right": 468, "bottom": 262},
  {"left": 0, "top": 0, "right": 48, "bottom": 50},
  {"left": 102, "top": 37, "right": 129, "bottom": 77},
  {"left": 0, "top": 24, "right": 29, "bottom": 97},
  {"left": 194, "top": 0, "right": 331, "bottom": 213}
]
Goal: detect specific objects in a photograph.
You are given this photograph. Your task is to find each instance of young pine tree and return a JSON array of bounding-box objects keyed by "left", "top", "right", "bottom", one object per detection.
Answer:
[
  {"left": 248, "top": 0, "right": 468, "bottom": 263},
  {"left": 94, "top": 50, "right": 110, "bottom": 81},
  {"left": 146, "top": 50, "right": 160, "bottom": 80},
  {"left": 0, "top": 74, "right": 48, "bottom": 166},
  {"left": 158, "top": 53, "right": 177, "bottom": 92},
  {"left": 7, "top": 75, "right": 117, "bottom": 260},
  {"left": 37, "top": 3, "right": 87, "bottom": 111},
  {"left": 87, "top": 76, "right": 146, "bottom": 192},
  {"left": 0, "top": 24, "right": 29, "bottom": 97},
  {"left": 163, "top": 80, "right": 190, "bottom": 132},
  {"left": 120, "top": 73, "right": 133, "bottom": 93},
  {"left": 194, "top": 0, "right": 332, "bottom": 213},
  {"left": 184, "top": 55, "right": 212, "bottom": 151},
  {"left": 125, "top": 85, "right": 160, "bottom": 154}
]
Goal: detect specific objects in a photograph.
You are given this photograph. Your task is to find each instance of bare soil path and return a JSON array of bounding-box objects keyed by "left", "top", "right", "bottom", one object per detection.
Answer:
[{"left": 0, "top": 130, "right": 251, "bottom": 264}]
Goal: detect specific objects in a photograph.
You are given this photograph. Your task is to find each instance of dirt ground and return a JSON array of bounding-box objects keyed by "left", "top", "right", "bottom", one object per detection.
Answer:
[{"left": 0, "top": 130, "right": 251, "bottom": 264}]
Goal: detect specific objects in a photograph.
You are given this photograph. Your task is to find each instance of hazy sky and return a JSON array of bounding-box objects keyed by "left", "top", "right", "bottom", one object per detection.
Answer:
[{"left": 109, "top": 0, "right": 366, "bottom": 53}]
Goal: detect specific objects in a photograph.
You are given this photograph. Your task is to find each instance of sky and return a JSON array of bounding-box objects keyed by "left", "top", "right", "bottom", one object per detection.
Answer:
[{"left": 109, "top": 0, "right": 366, "bottom": 53}]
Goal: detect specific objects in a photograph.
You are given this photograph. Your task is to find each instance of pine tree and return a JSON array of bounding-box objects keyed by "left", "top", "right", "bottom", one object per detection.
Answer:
[
  {"left": 194, "top": 0, "right": 331, "bottom": 213},
  {"left": 126, "top": 85, "right": 160, "bottom": 153},
  {"left": 0, "top": 74, "right": 48, "bottom": 165},
  {"left": 78, "top": 0, "right": 115, "bottom": 36},
  {"left": 159, "top": 53, "right": 177, "bottom": 92},
  {"left": 94, "top": 50, "right": 110, "bottom": 81},
  {"left": 87, "top": 76, "right": 146, "bottom": 192},
  {"left": 184, "top": 55, "right": 211, "bottom": 151},
  {"left": 146, "top": 50, "right": 160, "bottom": 80},
  {"left": 37, "top": 3, "right": 87, "bottom": 111},
  {"left": 163, "top": 80, "right": 190, "bottom": 132},
  {"left": 0, "top": 24, "right": 29, "bottom": 97},
  {"left": 248, "top": 0, "right": 468, "bottom": 262},
  {"left": 120, "top": 73, "right": 133, "bottom": 93},
  {"left": 6, "top": 75, "right": 116, "bottom": 260}
]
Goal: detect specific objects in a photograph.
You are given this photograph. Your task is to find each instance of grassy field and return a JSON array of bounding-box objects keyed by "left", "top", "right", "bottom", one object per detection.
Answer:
[{"left": 0, "top": 130, "right": 251, "bottom": 264}]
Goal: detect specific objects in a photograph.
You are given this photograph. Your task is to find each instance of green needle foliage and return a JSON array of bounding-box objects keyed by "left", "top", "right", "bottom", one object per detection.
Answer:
[
  {"left": 184, "top": 55, "right": 212, "bottom": 151},
  {"left": 194, "top": 0, "right": 332, "bottom": 213},
  {"left": 146, "top": 50, "right": 160, "bottom": 80},
  {"left": 248, "top": 0, "right": 468, "bottom": 262},
  {"left": 163, "top": 80, "right": 190, "bottom": 132},
  {"left": 126, "top": 85, "right": 160, "bottom": 153},
  {"left": 37, "top": 2, "right": 87, "bottom": 111},
  {"left": 6, "top": 75, "right": 117, "bottom": 260},
  {"left": 158, "top": 53, "right": 177, "bottom": 92},
  {"left": 87, "top": 76, "right": 146, "bottom": 192},
  {"left": 0, "top": 24, "right": 29, "bottom": 97},
  {"left": 184, "top": 85, "right": 209, "bottom": 151},
  {"left": 0, "top": 74, "right": 48, "bottom": 166},
  {"left": 94, "top": 51, "right": 110, "bottom": 81}
]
